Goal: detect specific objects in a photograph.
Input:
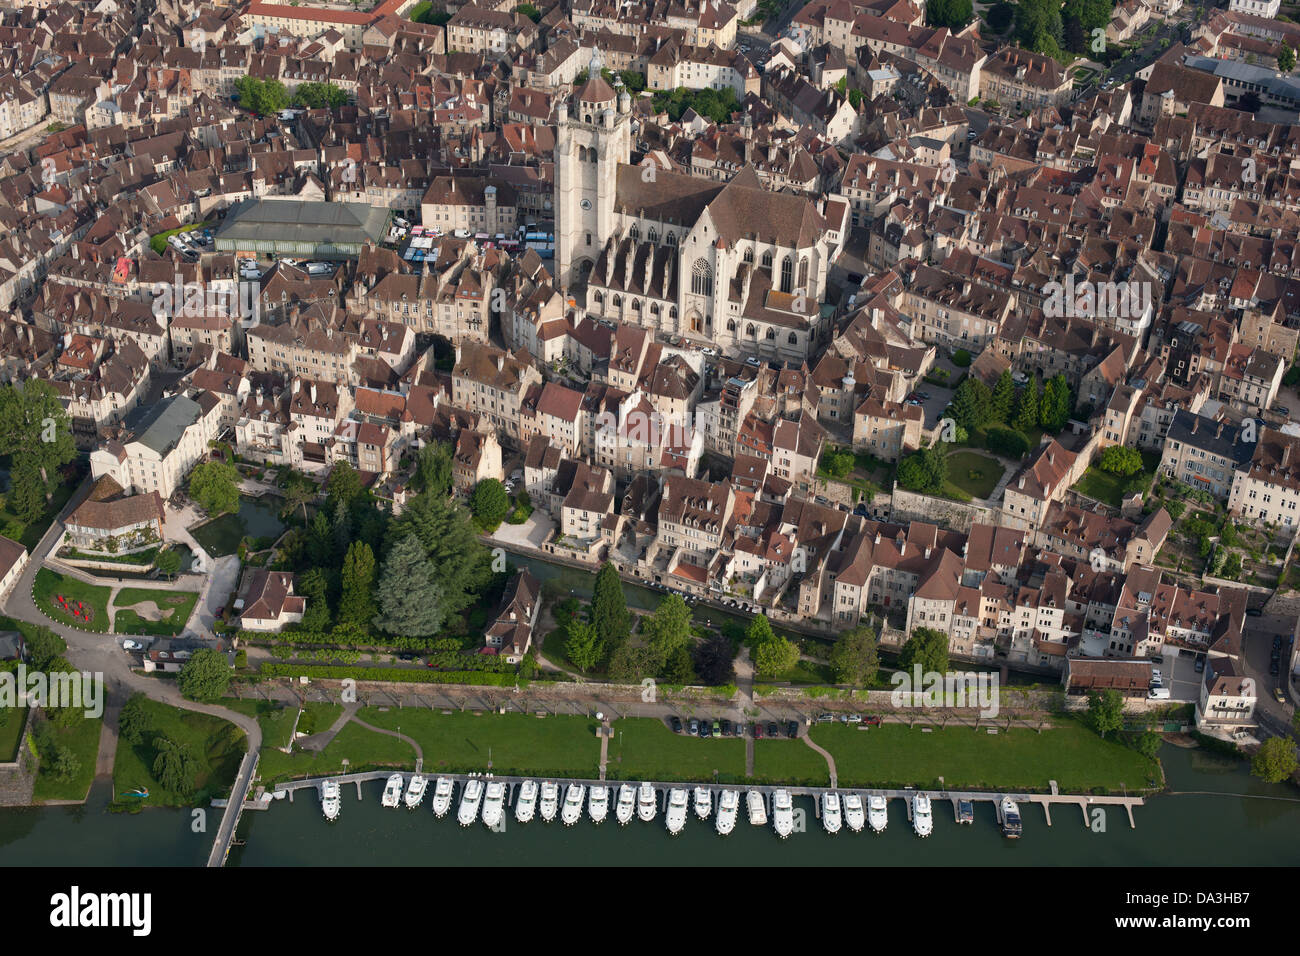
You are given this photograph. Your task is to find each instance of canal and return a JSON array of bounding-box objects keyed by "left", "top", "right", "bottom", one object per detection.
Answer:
[{"left": 1, "top": 745, "right": 1293, "bottom": 866}]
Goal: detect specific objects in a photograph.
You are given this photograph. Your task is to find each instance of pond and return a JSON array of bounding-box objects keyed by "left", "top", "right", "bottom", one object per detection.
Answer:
[{"left": 190, "top": 495, "right": 287, "bottom": 557}]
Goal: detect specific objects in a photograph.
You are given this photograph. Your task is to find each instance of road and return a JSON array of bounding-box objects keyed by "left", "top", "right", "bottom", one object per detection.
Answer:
[{"left": 3, "top": 475, "right": 262, "bottom": 865}]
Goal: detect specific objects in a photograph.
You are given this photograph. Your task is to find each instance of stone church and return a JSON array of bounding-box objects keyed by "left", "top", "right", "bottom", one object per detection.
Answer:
[{"left": 555, "top": 59, "right": 850, "bottom": 364}]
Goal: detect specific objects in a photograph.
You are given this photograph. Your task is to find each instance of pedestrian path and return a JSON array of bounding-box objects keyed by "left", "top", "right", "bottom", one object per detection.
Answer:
[{"left": 802, "top": 733, "right": 837, "bottom": 789}]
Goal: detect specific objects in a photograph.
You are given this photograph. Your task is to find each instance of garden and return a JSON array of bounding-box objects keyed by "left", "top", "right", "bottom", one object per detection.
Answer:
[
  {"left": 112, "top": 589, "right": 200, "bottom": 637},
  {"left": 817, "top": 445, "right": 890, "bottom": 502},
  {"left": 34, "top": 569, "right": 112, "bottom": 633},
  {"left": 1072, "top": 446, "right": 1161, "bottom": 508}
]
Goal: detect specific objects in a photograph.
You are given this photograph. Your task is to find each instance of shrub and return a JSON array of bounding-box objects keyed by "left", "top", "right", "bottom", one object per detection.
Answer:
[
  {"left": 952, "top": 349, "right": 972, "bottom": 367},
  {"left": 985, "top": 425, "right": 1030, "bottom": 459}
]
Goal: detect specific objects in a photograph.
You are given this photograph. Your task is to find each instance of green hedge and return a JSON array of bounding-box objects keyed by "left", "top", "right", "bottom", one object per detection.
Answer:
[{"left": 257, "top": 663, "right": 521, "bottom": 686}]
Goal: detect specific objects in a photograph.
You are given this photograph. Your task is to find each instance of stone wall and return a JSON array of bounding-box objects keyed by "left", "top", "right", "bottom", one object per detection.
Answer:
[{"left": 888, "top": 486, "right": 996, "bottom": 531}]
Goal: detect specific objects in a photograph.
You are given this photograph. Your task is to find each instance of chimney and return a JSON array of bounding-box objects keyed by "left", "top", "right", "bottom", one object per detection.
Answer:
[{"left": 310, "top": 382, "right": 317, "bottom": 404}]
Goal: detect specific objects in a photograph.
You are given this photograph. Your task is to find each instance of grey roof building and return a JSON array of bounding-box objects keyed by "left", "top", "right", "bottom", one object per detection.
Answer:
[
  {"left": 1159, "top": 409, "right": 1256, "bottom": 499},
  {"left": 125, "top": 393, "right": 203, "bottom": 457},
  {"left": 215, "top": 199, "right": 392, "bottom": 260}
]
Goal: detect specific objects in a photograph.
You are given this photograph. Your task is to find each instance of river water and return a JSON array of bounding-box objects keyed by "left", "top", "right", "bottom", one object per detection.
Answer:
[{"left": 1, "top": 746, "right": 1295, "bottom": 866}]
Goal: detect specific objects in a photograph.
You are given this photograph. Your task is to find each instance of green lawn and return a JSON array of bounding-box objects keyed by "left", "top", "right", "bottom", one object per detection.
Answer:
[
  {"left": 256, "top": 719, "right": 417, "bottom": 786},
  {"left": 33, "top": 568, "right": 112, "bottom": 633},
  {"left": 810, "top": 720, "right": 1160, "bottom": 792},
  {"left": 607, "top": 717, "right": 746, "bottom": 783},
  {"left": 111, "top": 698, "right": 246, "bottom": 808},
  {"left": 112, "top": 589, "right": 200, "bottom": 637},
  {"left": 771, "top": 659, "right": 834, "bottom": 684},
  {"left": 362, "top": 708, "right": 601, "bottom": 778},
  {"left": 943, "top": 451, "right": 1006, "bottom": 500},
  {"left": 1074, "top": 452, "right": 1161, "bottom": 507},
  {"left": 221, "top": 698, "right": 301, "bottom": 751},
  {"left": 0, "top": 704, "right": 25, "bottom": 761},
  {"left": 31, "top": 713, "right": 103, "bottom": 803},
  {"left": 751, "top": 737, "right": 830, "bottom": 786}
]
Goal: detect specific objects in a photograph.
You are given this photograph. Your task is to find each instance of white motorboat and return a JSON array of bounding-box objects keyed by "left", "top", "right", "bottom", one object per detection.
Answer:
[
  {"left": 588, "top": 786, "right": 609, "bottom": 824},
  {"left": 912, "top": 793, "right": 933, "bottom": 837},
  {"left": 403, "top": 774, "right": 427, "bottom": 809},
  {"left": 561, "top": 783, "right": 586, "bottom": 826},
  {"left": 481, "top": 781, "right": 506, "bottom": 829},
  {"left": 772, "top": 790, "right": 794, "bottom": 839},
  {"left": 636, "top": 782, "right": 657, "bottom": 822},
  {"left": 320, "top": 779, "right": 340, "bottom": 822},
  {"left": 457, "top": 778, "right": 484, "bottom": 827},
  {"left": 514, "top": 780, "right": 538, "bottom": 823},
  {"left": 431, "top": 777, "right": 454, "bottom": 818},
  {"left": 665, "top": 788, "right": 689, "bottom": 835},
  {"left": 844, "top": 793, "right": 865, "bottom": 833},
  {"left": 822, "top": 792, "right": 842, "bottom": 834},
  {"left": 539, "top": 781, "right": 559, "bottom": 822},
  {"left": 380, "top": 773, "right": 404, "bottom": 809},
  {"left": 615, "top": 784, "right": 636, "bottom": 825},
  {"left": 747, "top": 789, "right": 767, "bottom": 826},
  {"left": 1000, "top": 797, "right": 1023, "bottom": 838},
  {"left": 868, "top": 795, "right": 888, "bottom": 833},
  {"left": 716, "top": 789, "right": 739, "bottom": 836},
  {"left": 693, "top": 787, "right": 712, "bottom": 820}
]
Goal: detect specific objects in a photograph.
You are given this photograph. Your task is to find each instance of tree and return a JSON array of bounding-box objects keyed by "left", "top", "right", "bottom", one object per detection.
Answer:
[
  {"left": 0, "top": 380, "right": 77, "bottom": 499},
  {"left": 9, "top": 460, "right": 47, "bottom": 522},
  {"left": 46, "top": 744, "right": 81, "bottom": 784},
  {"left": 948, "top": 377, "right": 992, "bottom": 431},
  {"left": 643, "top": 594, "right": 693, "bottom": 672},
  {"left": 1099, "top": 445, "right": 1143, "bottom": 476},
  {"left": 118, "top": 693, "right": 152, "bottom": 746},
  {"left": 1134, "top": 731, "right": 1162, "bottom": 760},
  {"left": 591, "top": 562, "right": 630, "bottom": 652},
  {"left": 925, "top": 0, "right": 973, "bottom": 29},
  {"left": 899, "top": 627, "right": 949, "bottom": 674},
  {"left": 338, "top": 540, "right": 377, "bottom": 629},
  {"left": 1280, "top": 44, "right": 1296, "bottom": 73},
  {"left": 514, "top": 2, "right": 542, "bottom": 21},
  {"left": 233, "top": 76, "right": 290, "bottom": 115},
  {"left": 829, "top": 624, "right": 879, "bottom": 687},
  {"left": 280, "top": 473, "right": 317, "bottom": 523},
  {"left": 152, "top": 735, "right": 198, "bottom": 795},
  {"left": 1041, "top": 373, "right": 1071, "bottom": 431},
  {"left": 297, "top": 567, "right": 332, "bottom": 631},
  {"left": 1014, "top": 0, "right": 1063, "bottom": 55},
  {"left": 325, "top": 461, "right": 364, "bottom": 511},
  {"left": 565, "top": 619, "right": 603, "bottom": 672},
  {"left": 896, "top": 443, "right": 948, "bottom": 494},
  {"left": 1251, "top": 736, "right": 1298, "bottom": 783},
  {"left": 291, "top": 82, "right": 347, "bottom": 109},
  {"left": 25, "top": 627, "right": 66, "bottom": 671},
  {"left": 387, "top": 492, "right": 493, "bottom": 618},
  {"left": 415, "top": 441, "right": 453, "bottom": 497},
  {"left": 177, "top": 648, "right": 231, "bottom": 703},
  {"left": 606, "top": 641, "right": 656, "bottom": 683},
  {"left": 745, "top": 613, "right": 776, "bottom": 649},
  {"left": 1085, "top": 689, "right": 1125, "bottom": 738},
  {"left": 754, "top": 635, "right": 799, "bottom": 679},
  {"left": 990, "top": 369, "right": 1016, "bottom": 424},
  {"left": 693, "top": 632, "right": 736, "bottom": 686},
  {"left": 1012, "top": 376, "right": 1040, "bottom": 433},
  {"left": 373, "top": 533, "right": 445, "bottom": 636},
  {"left": 155, "top": 548, "right": 182, "bottom": 581},
  {"left": 469, "top": 478, "right": 510, "bottom": 530},
  {"left": 985, "top": 425, "right": 1031, "bottom": 459},
  {"left": 188, "top": 460, "right": 240, "bottom": 515},
  {"left": 988, "top": 0, "right": 1014, "bottom": 32}
]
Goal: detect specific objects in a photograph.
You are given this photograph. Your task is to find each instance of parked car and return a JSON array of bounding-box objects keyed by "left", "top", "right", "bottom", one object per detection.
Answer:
[
  {"left": 122, "top": 640, "right": 143, "bottom": 651},
  {"left": 720, "top": 719, "right": 732, "bottom": 736},
  {"left": 862, "top": 715, "right": 882, "bottom": 726},
  {"left": 816, "top": 713, "right": 835, "bottom": 723},
  {"left": 1269, "top": 660, "right": 1280, "bottom": 676},
  {"left": 766, "top": 722, "right": 779, "bottom": 738},
  {"left": 753, "top": 722, "right": 764, "bottom": 738},
  {"left": 688, "top": 718, "right": 700, "bottom": 736},
  {"left": 1273, "top": 636, "right": 1283, "bottom": 651},
  {"left": 846, "top": 713, "right": 863, "bottom": 724},
  {"left": 1274, "top": 688, "right": 1287, "bottom": 705},
  {"left": 1246, "top": 608, "right": 1263, "bottom": 617},
  {"left": 670, "top": 716, "right": 683, "bottom": 734},
  {"left": 1194, "top": 655, "right": 1205, "bottom": 674},
  {"left": 1271, "top": 405, "right": 1290, "bottom": 416},
  {"left": 712, "top": 720, "right": 722, "bottom": 737},
  {"left": 700, "top": 720, "right": 713, "bottom": 738},
  {"left": 786, "top": 720, "right": 799, "bottom": 738}
]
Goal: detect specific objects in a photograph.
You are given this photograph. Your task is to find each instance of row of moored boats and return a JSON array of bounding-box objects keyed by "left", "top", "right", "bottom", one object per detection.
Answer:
[{"left": 323, "top": 776, "right": 1024, "bottom": 839}]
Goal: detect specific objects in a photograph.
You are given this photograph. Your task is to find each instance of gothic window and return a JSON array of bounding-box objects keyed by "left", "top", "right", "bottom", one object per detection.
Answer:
[
  {"left": 650, "top": 303, "right": 660, "bottom": 315},
  {"left": 798, "top": 257, "right": 809, "bottom": 289},
  {"left": 669, "top": 306, "right": 678, "bottom": 320},
  {"left": 746, "top": 324, "right": 756, "bottom": 337},
  {"left": 578, "top": 146, "right": 587, "bottom": 162},
  {"left": 632, "top": 299, "right": 642, "bottom": 313},
  {"left": 594, "top": 291, "right": 604, "bottom": 306},
  {"left": 761, "top": 249, "right": 773, "bottom": 269},
  {"left": 744, "top": 247, "right": 754, "bottom": 263},
  {"left": 630, "top": 224, "right": 639, "bottom": 241},
  {"left": 788, "top": 332, "right": 798, "bottom": 345},
  {"left": 612, "top": 295, "right": 622, "bottom": 309},
  {"left": 691, "top": 258, "right": 713, "bottom": 297},
  {"left": 666, "top": 233, "right": 677, "bottom": 246},
  {"left": 766, "top": 329, "right": 775, "bottom": 340},
  {"left": 648, "top": 227, "right": 658, "bottom": 243},
  {"left": 727, "top": 319, "right": 736, "bottom": 331},
  {"left": 780, "top": 255, "right": 794, "bottom": 294}
]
